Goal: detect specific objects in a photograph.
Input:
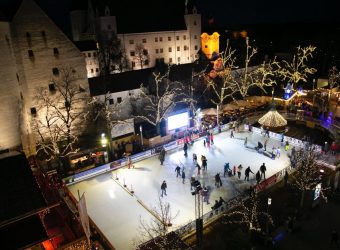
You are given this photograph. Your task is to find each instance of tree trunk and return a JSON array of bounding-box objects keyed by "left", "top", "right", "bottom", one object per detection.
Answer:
[{"left": 300, "top": 189, "right": 305, "bottom": 209}]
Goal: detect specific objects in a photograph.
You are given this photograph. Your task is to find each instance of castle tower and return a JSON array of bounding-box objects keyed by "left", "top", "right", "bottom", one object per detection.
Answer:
[
  {"left": 184, "top": 4, "right": 201, "bottom": 61},
  {"left": 201, "top": 32, "right": 220, "bottom": 59}
]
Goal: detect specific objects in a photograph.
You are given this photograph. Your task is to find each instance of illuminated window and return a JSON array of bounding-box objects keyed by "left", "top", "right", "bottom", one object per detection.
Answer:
[
  {"left": 155, "top": 37, "right": 158, "bottom": 42},
  {"left": 159, "top": 37, "right": 163, "bottom": 42},
  {"left": 142, "top": 38, "right": 147, "bottom": 43},
  {"left": 168, "top": 37, "right": 171, "bottom": 41},
  {"left": 129, "top": 40, "right": 134, "bottom": 44},
  {"left": 177, "top": 46, "right": 180, "bottom": 51},
  {"left": 130, "top": 51, "right": 135, "bottom": 56},
  {"left": 109, "top": 99, "right": 114, "bottom": 105},
  {"left": 53, "top": 47, "right": 59, "bottom": 55},
  {"left": 168, "top": 47, "right": 172, "bottom": 52}
]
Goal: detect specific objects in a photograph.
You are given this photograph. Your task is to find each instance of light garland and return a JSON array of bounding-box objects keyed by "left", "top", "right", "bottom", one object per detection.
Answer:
[{"left": 258, "top": 110, "right": 287, "bottom": 127}]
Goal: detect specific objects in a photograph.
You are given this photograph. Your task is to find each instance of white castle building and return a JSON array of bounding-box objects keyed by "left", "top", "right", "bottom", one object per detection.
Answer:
[{"left": 70, "top": 1, "right": 201, "bottom": 77}]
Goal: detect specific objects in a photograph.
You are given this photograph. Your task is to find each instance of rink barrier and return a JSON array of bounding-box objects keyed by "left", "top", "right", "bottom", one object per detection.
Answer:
[
  {"left": 64, "top": 110, "right": 332, "bottom": 185},
  {"left": 176, "top": 164, "right": 294, "bottom": 240}
]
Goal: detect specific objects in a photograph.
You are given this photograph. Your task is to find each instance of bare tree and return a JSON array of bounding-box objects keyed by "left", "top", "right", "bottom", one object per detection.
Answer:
[
  {"left": 291, "top": 145, "right": 327, "bottom": 208},
  {"left": 223, "top": 191, "right": 273, "bottom": 234},
  {"left": 328, "top": 66, "right": 340, "bottom": 103},
  {"left": 130, "top": 66, "right": 191, "bottom": 131},
  {"left": 278, "top": 45, "right": 317, "bottom": 89},
  {"left": 135, "top": 197, "right": 180, "bottom": 250},
  {"left": 205, "top": 38, "right": 280, "bottom": 104},
  {"left": 133, "top": 43, "right": 149, "bottom": 70},
  {"left": 31, "top": 67, "right": 90, "bottom": 163},
  {"left": 97, "top": 31, "right": 126, "bottom": 75}
]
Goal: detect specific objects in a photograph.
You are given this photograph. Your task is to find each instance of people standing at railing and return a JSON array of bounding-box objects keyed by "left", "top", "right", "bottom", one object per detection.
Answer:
[
  {"left": 237, "top": 164, "right": 243, "bottom": 179},
  {"left": 201, "top": 155, "right": 207, "bottom": 171},
  {"left": 244, "top": 166, "right": 254, "bottom": 181},
  {"left": 181, "top": 170, "right": 186, "bottom": 184},
  {"left": 215, "top": 173, "right": 222, "bottom": 187},
  {"left": 285, "top": 141, "right": 290, "bottom": 151},
  {"left": 202, "top": 186, "right": 210, "bottom": 204},
  {"left": 193, "top": 153, "right": 197, "bottom": 163},
  {"left": 260, "top": 163, "right": 267, "bottom": 179},
  {"left": 256, "top": 170, "right": 261, "bottom": 184}
]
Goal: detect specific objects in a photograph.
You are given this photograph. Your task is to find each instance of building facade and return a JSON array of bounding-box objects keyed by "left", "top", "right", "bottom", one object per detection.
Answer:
[
  {"left": 0, "top": 0, "right": 88, "bottom": 154},
  {"left": 70, "top": 3, "right": 201, "bottom": 76}
]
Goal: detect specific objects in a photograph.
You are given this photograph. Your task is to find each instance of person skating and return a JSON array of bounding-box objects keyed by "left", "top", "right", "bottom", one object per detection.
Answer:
[
  {"left": 224, "top": 162, "right": 231, "bottom": 177},
  {"left": 193, "top": 153, "right": 197, "bottom": 163},
  {"left": 201, "top": 155, "right": 207, "bottom": 171},
  {"left": 160, "top": 180, "right": 167, "bottom": 197},
  {"left": 211, "top": 200, "right": 219, "bottom": 210},
  {"left": 159, "top": 147, "right": 166, "bottom": 165},
  {"left": 230, "top": 130, "right": 234, "bottom": 138},
  {"left": 237, "top": 164, "right": 243, "bottom": 179},
  {"left": 215, "top": 173, "right": 222, "bottom": 187},
  {"left": 175, "top": 165, "right": 181, "bottom": 177},
  {"left": 244, "top": 166, "right": 254, "bottom": 181},
  {"left": 285, "top": 141, "right": 290, "bottom": 151},
  {"left": 217, "top": 196, "right": 225, "bottom": 207},
  {"left": 183, "top": 142, "right": 188, "bottom": 157},
  {"left": 264, "top": 138, "right": 268, "bottom": 151},
  {"left": 210, "top": 132, "right": 214, "bottom": 145},
  {"left": 260, "top": 163, "right": 267, "bottom": 179},
  {"left": 181, "top": 170, "right": 186, "bottom": 184},
  {"left": 244, "top": 137, "right": 248, "bottom": 146},
  {"left": 202, "top": 186, "right": 210, "bottom": 204},
  {"left": 196, "top": 163, "right": 201, "bottom": 175},
  {"left": 256, "top": 170, "right": 261, "bottom": 184},
  {"left": 233, "top": 165, "right": 236, "bottom": 176}
]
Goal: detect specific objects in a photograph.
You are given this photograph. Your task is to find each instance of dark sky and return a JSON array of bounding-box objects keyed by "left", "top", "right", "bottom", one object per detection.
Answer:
[{"left": 194, "top": 0, "right": 340, "bottom": 25}]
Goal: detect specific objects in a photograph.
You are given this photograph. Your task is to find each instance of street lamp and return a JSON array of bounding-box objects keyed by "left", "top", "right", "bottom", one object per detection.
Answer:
[
  {"left": 192, "top": 180, "right": 203, "bottom": 247},
  {"left": 216, "top": 105, "right": 219, "bottom": 132},
  {"left": 266, "top": 197, "right": 272, "bottom": 245},
  {"left": 101, "top": 133, "right": 107, "bottom": 147},
  {"left": 139, "top": 125, "right": 143, "bottom": 148}
]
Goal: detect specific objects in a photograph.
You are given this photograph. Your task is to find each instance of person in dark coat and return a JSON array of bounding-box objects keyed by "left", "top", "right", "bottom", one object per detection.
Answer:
[
  {"left": 256, "top": 170, "right": 261, "bottom": 184},
  {"left": 159, "top": 147, "right": 166, "bottom": 165},
  {"left": 183, "top": 142, "right": 188, "bottom": 157},
  {"left": 215, "top": 173, "right": 222, "bottom": 187},
  {"left": 181, "top": 170, "right": 186, "bottom": 184},
  {"left": 260, "top": 163, "right": 267, "bottom": 179},
  {"left": 244, "top": 166, "right": 254, "bottom": 181},
  {"left": 160, "top": 180, "right": 167, "bottom": 197},
  {"left": 175, "top": 165, "right": 181, "bottom": 177}
]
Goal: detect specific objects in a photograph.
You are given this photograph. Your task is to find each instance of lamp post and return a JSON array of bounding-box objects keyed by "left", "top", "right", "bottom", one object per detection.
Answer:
[
  {"left": 101, "top": 133, "right": 109, "bottom": 163},
  {"left": 216, "top": 105, "right": 220, "bottom": 132},
  {"left": 266, "top": 197, "right": 272, "bottom": 245},
  {"left": 192, "top": 180, "right": 203, "bottom": 248},
  {"left": 139, "top": 125, "right": 143, "bottom": 149}
]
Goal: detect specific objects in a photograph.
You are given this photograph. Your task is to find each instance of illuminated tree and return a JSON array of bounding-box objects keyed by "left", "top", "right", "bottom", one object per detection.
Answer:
[
  {"left": 130, "top": 66, "right": 191, "bottom": 131},
  {"left": 133, "top": 43, "right": 149, "bottom": 69},
  {"left": 291, "top": 145, "right": 326, "bottom": 208},
  {"left": 328, "top": 66, "right": 340, "bottom": 103},
  {"left": 205, "top": 38, "right": 280, "bottom": 104},
  {"left": 277, "top": 45, "right": 317, "bottom": 89},
  {"left": 223, "top": 191, "right": 273, "bottom": 234},
  {"left": 31, "top": 67, "right": 90, "bottom": 163},
  {"left": 135, "top": 197, "right": 180, "bottom": 250}
]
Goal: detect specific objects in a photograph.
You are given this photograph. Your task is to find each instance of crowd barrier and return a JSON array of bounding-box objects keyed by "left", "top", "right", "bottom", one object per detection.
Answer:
[{"left": 64, "top": 110, "right": 331, "bottom": 185}]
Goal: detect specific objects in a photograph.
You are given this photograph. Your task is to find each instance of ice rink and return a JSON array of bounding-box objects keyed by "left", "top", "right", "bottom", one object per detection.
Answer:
[{"left": 68, "top": 129, "right": 291, "bottom": 250}]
